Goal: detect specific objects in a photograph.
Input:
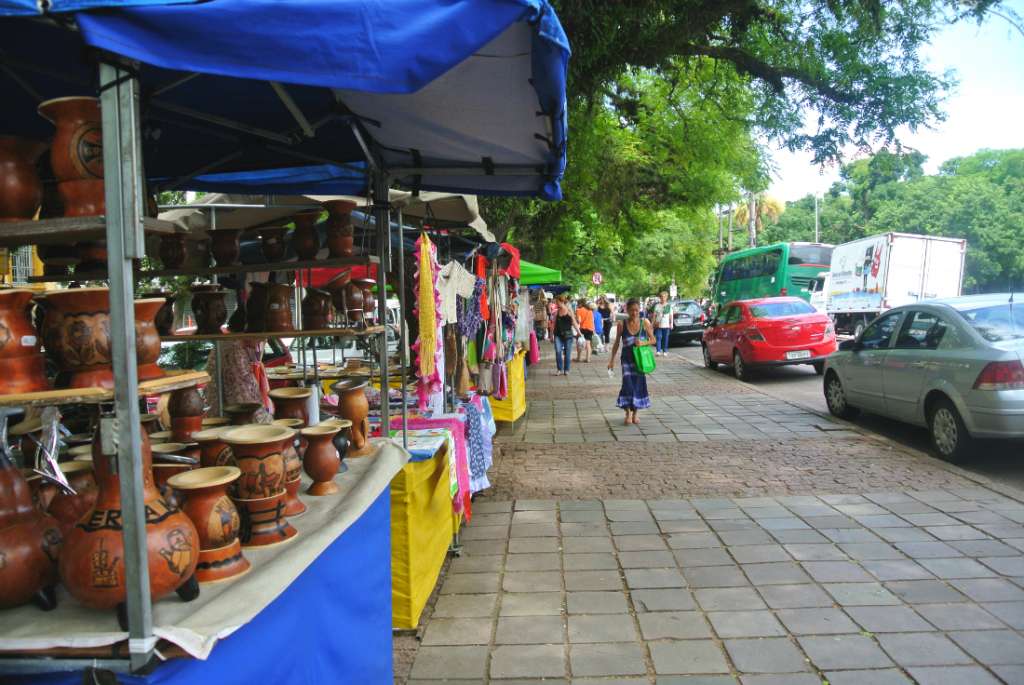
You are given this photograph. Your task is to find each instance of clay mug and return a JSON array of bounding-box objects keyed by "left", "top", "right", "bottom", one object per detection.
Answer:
[
  {"left": 141, "top": 291, "right": 175, "bottom": 336},
  {"left": 37, "top": 96, "right": 104, "bottom": 218},
  {"left": 290, "top": 209, "right": 321, "bottom": 260},
  {"left": 134, "top": 298, "right": 166, "bottom": 383},
  {"left": 232, "top": 489, "right": 297, "bottom": 548},
  {"left": 0, "top": 136, "right": 46, "bottom": 222},
  {"left": 325, "top": 270, "right": 351, "bottom": 320},
  {"left": 223, "top": 402, "right": 263, "bottom": 425},
  {"left": 40, "top": 287, "right": 115, "bottom": 389},
  {"left": 191, "top": 427, "right": 236, "bottom": 470}
]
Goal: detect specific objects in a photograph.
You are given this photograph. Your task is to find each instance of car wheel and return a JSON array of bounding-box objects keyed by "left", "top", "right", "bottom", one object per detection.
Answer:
[
  {"left": 928, "top": 398, "right": 975, "bottom": 464},
  {"left": 853, "top": 320, "right": 866, "bottom": 339},
  {"left": 813, "top": 361, "right": 825, "bottom": 375},
  {"left": 702, "top": 344, "right": 717, "bottom": 369},
  {"left": 824, "top": 371, "right": 860, "bottom": 419},
  {"left": 732, "top": 350, "right": 750, "bottom": 382}
]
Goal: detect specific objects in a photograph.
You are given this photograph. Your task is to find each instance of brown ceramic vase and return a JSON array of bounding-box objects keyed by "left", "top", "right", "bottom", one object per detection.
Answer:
[
  {"left": 325, "top": 270, "right": 351, "bottom": 319},
  {"left": 265, "top": 283, "right": 294, "bottom": 332},
  {"left": 209, "top": 229, "right": 241, "bottom": 266},
  {"left": 0, "top": 455, "right": 62, "bottom": 610},
  {"left": 191, "top": 288, "right": 228, "bottom": 335},
  {"left": 134, "top": 298, "right": 166, "bottom": 382},
  {"left": 290, "top": 209, "right": 321, "bottom": 260},
  {"left": 38, "top": 97, "right": 104, "bottom": 218},
  {"left": 41, "top": 288, "right": 113, "bottom": 389},
  {"left": 301, "top": 288, "right": 332, "bottom": 330},
  {"left": 272, "top": 418, "right": 306, "bottom": 516},
  {"left": 301, "top": 424, "right": 341, "bottom": 496},
  {"left": 333, "top": 378, "right": 370, "bottom": 454},
  {"left": 352, "top": 278, "right": 376, "bottom": 323},
  {"left": 323, "top": 199, "right": 356, "bottom": 258},
  {"left": 345, "top": 281, "right": 365, "bottom": 323},
  {"left": 166, "top": 466, "right": 250, "bottom": 583},
  {"left": 270, "top": 387, "right": 311, "bottom": 425},
  {"left": 0, "top": 136, "right": 46, "bottom": 222},
  {"left": 220, "top": 425, "right": 292, "bottom": 500},
  {"left": 0, "top": 289, "right": 49, "bottom": 394},
  {"left": 59, "top": 427, "right": 200, "bottom": 612}
]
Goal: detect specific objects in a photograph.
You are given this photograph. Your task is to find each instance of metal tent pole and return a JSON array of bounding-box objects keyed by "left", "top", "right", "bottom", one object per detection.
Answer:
[
  {"left": 98, "top": 61, "right": 153, "bottom": 672},
  {"left": 397, "top": 209, "right": 408, "bottom": 449},
  {"left": 374, "top": 173, "right": 390, "bottom": 436}
]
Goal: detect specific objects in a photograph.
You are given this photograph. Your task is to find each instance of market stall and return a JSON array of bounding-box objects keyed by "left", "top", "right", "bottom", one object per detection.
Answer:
[{"left": 0, "top": 0, "right": 568, "bottom": 680}]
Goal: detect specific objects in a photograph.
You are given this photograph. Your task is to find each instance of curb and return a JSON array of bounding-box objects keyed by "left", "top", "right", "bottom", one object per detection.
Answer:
[{"left": 674, "top": 351, "right": 1024, "bottom": 506}]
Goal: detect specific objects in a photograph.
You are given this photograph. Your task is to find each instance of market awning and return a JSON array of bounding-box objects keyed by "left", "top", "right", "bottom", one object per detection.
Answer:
[
  {"left": 0, "top": 0, "right": 569, "bottom": 199},
  {"left": 519, "top": 260, "right": 561, "bottom": 286}
]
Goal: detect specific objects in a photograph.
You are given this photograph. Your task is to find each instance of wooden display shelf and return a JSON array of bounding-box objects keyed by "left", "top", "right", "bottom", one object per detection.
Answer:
[
  {"left": 0, "top": 370, "right": 209, "bottom": 408},
  {"left": 26, "top": 254, "right": 379, "bottom": 283},
  {"left": 0, "top": 216, "right": 181, "bottom": 248},
  {"left": 167, "top": 325, "right": 385, "bottom": 342}
]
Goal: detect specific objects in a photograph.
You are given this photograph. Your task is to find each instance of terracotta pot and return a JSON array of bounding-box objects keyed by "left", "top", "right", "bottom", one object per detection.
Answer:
[
  {"left": 59, "top": 427, "right": 199, "bottom": 611},
  {"left": 141, "top": 291, "right": 175, "bottom": 336},
  {"left": 59, "top": 181, "right": 105, "bottom": 218},
  {"left": 233, "top": 490, "right": 297, "bottom": 548},
  {"left": 38, "top": 96, "right": 102, "bottom": 182},
  {"left": 223, "top": 403, "right": 263, "bottom": 425},
  {"left": 48, "top": 461, "right": 98, "bottom": 535},
  {"left": 150, "top": 443, "right": 196, "bottom": 510},
  {"left": 323, "top": 200, "right": 356, "bottom": 258},
  {"left": 75, "top": 240, "right": 107, "bottom": 272},
  {"left": 265, "top": 283, "right": 294, "bottom": 332},
  {"left": 134, "top": 298, "right": 165, "bottom": 382},
  {"left": 209, "top": 229, "right": 241, "bottom": 266},
  {"left": 169, "top": 385, "right": 204, "bottom": 417},
  {"left": 0, "top": 456, "right": 62, "bottom": 610},
  {"left": 301, "top": 424, "right": 341, "bottom": 496},
  {"left": 290, "top": 209, "right": 321, "bottom": 260},
  {"left": 245, "top": 282, "right": 269, "bottom": 332},
  {"left": 171, "top": 415, "right": 204, "bottom": 443},
  {"left": 0, "top": 136, "right": 46, "bottom": 222},
  {"left": 167, "top": 466, "right": 250, "bottom": 583},
  {"left": 192, "top": 427, "right": 236, "bottom": 470},
  {"left": 220, "top": 425, "right": 292, "bottom": 500},
  {"left": 159, "top": 234, "right": 187, "bottom": 270},
  {"left": 41, "top": 288, "right": 114, "bottom": 389},
  {"left": 191, "top": 289, "right": 228, "bottom": 335},
  {"left": 0, "top": 289, "right": 49, "bottom": 394},
  {"left": 301, "top": 288, "right": 332, "bottom": 330},
  {"left": 332, "top": 378, "right": 370, "bottom": 452},
  {"left": 260, "top": 226, "right": 288, "bottom": 262},
  {"left": 270, "top": 387, "right": 311, "bottom": 425}
]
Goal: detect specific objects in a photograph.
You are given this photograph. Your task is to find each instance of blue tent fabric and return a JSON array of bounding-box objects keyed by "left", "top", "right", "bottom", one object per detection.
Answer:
[
  {"left": 184, "top": 163, "right": 368, "bottom": 195},
  {"left": 0, "top": 0, "right": 195, "bottom": 16}
]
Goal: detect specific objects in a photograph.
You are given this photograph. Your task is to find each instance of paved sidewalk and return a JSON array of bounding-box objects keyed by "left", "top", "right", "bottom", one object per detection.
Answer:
[{"left": 409, "top": 491, "right": 1024, "bottom": 684}]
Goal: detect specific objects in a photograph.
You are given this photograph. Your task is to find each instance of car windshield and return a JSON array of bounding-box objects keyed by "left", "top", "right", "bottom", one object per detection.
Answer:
[
  {"left": 673, "top": 301, "right": 701, "bottom": 316},
  {"left": 958, "top": 303, "right": 1024, "bottom": 342},
  {"left": 749, "top": 301, "right": 816, "bottom": 318},
  {"left": 788, "top": 245, "right": 833, "bottom": 266}
]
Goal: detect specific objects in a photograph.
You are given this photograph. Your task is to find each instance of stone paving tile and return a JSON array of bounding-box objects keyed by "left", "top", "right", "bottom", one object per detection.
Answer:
[
  {"left": 490, "top": 644, "right": 566, "bottom": 679},
  {"left": 845, "top": 605, "right": 934, "bottom": 632},
  {"left": 564, "top": 552, "right": 619, "bottom": 571},
  {"left": 824, "top": 582, "right": 901, "bottom": 606},
  {"left": 499, "top": 591, "right": 563, "bottom": 616},
  {"left": 908, "top": 665, "right": 1003, "bottom": 684},
  {"left": 707, "top": 610, "right": 786, "bottom": 637},
  {"left": 875, "top": 632, "right": 973, "bottom": 666},
  {"left": 633, "top": 589, "right": 697, "bottom": 612},
  {"left": 409, "top": 646, "right": 488, "bottom": 680},
  {"left": 565, "top": 570, "right": 624, "bottom": 591},
  {"left": 824, "top": 669, "right": 913, "bottom": 684},
  {"left": 568, "top": 614, "right": 639, "bottom": 643},
  {"left": 949, "top": 629, "right": 1024, "bottom": 664},
  {"left": 571, "top": 643, "right": 647, "bottom": 677},
  {"left": 798, "top": 634, "right": 894, "bottom": 669},
  {"left": 981, "top": 600, "right": 1024, "bottom": 628},
  {"left": 651, "top": 640, "right": 731, "bottom": 675},
  {"left": 505, "top": 552, "right": 561, "bottom": 571},
  {"left": 757, "top": 583, "right": 833, "bottom": 608},
  {"left": 916, "top": 602, "right": 1007, "bottom": 629},
  {"left": 723, "top": 638, "right": 809, "bottom": 673},
  {"left": 776, "top": 607, "right": 859, "bottom": 634},
  {"left": 503, "top": 570, "right": 562, "bottom": 592},
  {"left": 430, "top": 593, "right": 497, "bottom": 618},
  {"left": 884, "top": 579, "right": 969, "bottom": 604},
  {"left": 494, "top": 615, "right": 565, "bottom": 644}
]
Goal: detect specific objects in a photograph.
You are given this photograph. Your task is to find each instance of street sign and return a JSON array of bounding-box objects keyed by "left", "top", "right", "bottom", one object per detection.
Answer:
[
  {"left": 669, "top": 281, "right": 678, "bottom": 298},
  {"left": 592, "top": 271, "right": 603, "bottom": 285}
]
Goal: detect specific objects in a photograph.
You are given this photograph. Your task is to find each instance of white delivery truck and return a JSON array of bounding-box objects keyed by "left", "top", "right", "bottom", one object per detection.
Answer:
[{"left": 826, "top": 232, "right": 967, "bottom": 336}]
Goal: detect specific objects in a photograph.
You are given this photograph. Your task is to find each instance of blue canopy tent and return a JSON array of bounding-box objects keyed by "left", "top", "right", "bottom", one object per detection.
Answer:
[{"left": 0, "top": 0, "right": 569, "bottom": 679}]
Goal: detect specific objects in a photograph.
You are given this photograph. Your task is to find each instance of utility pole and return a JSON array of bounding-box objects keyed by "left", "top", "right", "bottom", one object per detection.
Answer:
[
  {"left": 747, "top": 192, "right": 757, "bottom": 248},
  {"left": 814, "top": 194, "right": 820, "bottom": 243}
]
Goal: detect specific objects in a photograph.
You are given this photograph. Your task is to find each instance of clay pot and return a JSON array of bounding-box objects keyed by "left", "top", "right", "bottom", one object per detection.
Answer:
[
  {"left": 191, "top": 289, "right": 228, "bottom": 335},
  {"left": 323, "top": 200, "right": 356, "bottom": 258},
  {"left": 159, "top": 234, "right": 187, "bottom": 270},
  {"left": 38, "top": 97, "right": 103, "bottom": 218},
  {"left": 220, "top": 425, "right": 293, "bottom": 500},
  {"left": 60, "top": 181, "right": 105, "bottom": 218},
  {"left": 301, "top": 424, "right": 341, "bottom": 496},
  {"left": 141, "top": 291, "right": 175, "bottom": 336},
  {"left": 345, "top": 281, "right": 365, "bottom": 322},
  {"left": 290, "top": 209, "right": 321, "bottom": 260},
  {"left": 209, "top": 229, "right": 241, "bottom": 266},
  {"left": 0, "top": 456, "right": 62, "bottom": 610},
  {"left": 353, "top": 278, "right": 376, "bottom": 323},
  {"left": 332, "top": 378, "right": 370, "bottom": 453},
  {"left": 260, "top": 226, "right": 288, "bottom": 262},
  {"left": 0, "top": 136, "right": 46, "bottom": 222},
  {"left": 166, "top": 466, "right": 249, "bottom": 583},
  {"left": 301, "top": 288, "right": 332, "bottom": 330},
  {"left": 245, "top": 282, "right": 269, "bottom": 332},
  {"left": 192, "top": 428, "right": 235, "bottom": 470},
  {"left": 48, "top": 462, "right": 99, "bottom": 535},
  {"left": 270, "top": 387, "right": 311, "bottom": 425},
  {"left": 271, "top": 420, "right": 304, "bottom": 513},
  {"left": 283, "top": 476, "right": 306, "bottom": 517},
  {"left": 233, "top": 490, "right": 297, "bottom": 548},
  {"left": 59, "top": 427, "right": 199, "bottom": 611},
  {"left": 224, "top": 403, "right": 263, "bottom": 425},
  {"left": 41, "top": 288, "right": 114, "bottom": 389},
  {"left": 0, "top": 289, "right": 49, "bottom": 394},
  {"left": 265, "top": 283, "right": 294, "bottom": 332},
  {"left": 134, "top": 298, "right": 165, "bottom": 383}
]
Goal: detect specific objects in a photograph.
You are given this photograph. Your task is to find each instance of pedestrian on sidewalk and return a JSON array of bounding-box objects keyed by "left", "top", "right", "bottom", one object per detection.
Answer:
[
  {"left": 575, "top": 298, "right": 595, "bottom": 363},
  {"left": 607, "top": 298, "right": 653, "bottom": 425},
  {"left": 552, "top": 293, "right": 580, "bottom": 376},
  {"left": 591, "top": 301, "right": 604, "bottom": 355},
  {"left": 653, "top": 291, "right": 673, "bottom": 356},
  {"left": 597, "top": 296, "right": 613, "bottom": 345}
]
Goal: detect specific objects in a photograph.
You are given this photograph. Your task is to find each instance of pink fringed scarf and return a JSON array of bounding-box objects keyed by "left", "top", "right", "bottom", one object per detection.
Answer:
[{"left": 412, "top": 235, "right": 443, "bottom": 411}]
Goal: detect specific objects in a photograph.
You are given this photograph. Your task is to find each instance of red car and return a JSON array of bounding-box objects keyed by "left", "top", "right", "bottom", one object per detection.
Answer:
[{"left": 702, "top": 297, "right": 837, "bottom": 380}]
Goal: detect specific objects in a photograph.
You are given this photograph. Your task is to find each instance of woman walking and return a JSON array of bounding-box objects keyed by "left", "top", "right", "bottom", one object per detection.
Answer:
[
  {"left": 575, "top": 298, "right": 595, "bottom": 363},
  {"left": 653, "top": 291, "right": 673, "bottom": 356},
  {"left": 552, "top": 293, "right": 580, "bottom": 375},
  {"left": 597, "top": 297, "right": 613, "bottom": 345},
  {"left": 607, "top": 298, "right": 654, "bottom": 425}
]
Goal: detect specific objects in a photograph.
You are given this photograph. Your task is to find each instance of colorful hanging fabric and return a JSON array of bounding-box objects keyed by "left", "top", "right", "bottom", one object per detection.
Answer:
[
  {"left": 465, "top": 401, "right": 491, "bottom": 493},
  {"left": 499, "top": 242, "right": 521, "bottom": 278},
  {"left": 458, "top": 277, "right": 485, "bottom": 339},
  {"left": 413, "top": 234, "right": 443, "bottom": 411},
  {"left": 475, "top": 254, "right": 490, "bottom": 321}
]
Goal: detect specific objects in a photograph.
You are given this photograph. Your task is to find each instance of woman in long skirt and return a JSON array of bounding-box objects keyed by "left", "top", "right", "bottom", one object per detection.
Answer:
[{"left": 607, "top": 298, "right": 655, "bottom": 425}]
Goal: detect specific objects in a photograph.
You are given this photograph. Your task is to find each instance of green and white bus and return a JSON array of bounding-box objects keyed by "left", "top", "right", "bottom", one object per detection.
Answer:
[{"left": 710, "top": 242, "right": 833, "bottom": 312}]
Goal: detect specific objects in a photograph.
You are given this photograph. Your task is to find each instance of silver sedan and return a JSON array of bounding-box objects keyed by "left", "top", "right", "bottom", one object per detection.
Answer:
[{"left": 823, "top": 294, "right": 1024, "bottom": 463}]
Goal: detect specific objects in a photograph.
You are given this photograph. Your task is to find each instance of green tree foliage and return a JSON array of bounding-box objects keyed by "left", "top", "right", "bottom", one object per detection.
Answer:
[{"left": 761, "top": 148, "right": 1024, "bottom": 292}]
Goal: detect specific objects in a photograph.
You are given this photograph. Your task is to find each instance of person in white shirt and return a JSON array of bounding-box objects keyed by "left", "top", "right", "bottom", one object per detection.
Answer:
[{"left": 654, "top": 291, "right": 673, "bottom": 356}]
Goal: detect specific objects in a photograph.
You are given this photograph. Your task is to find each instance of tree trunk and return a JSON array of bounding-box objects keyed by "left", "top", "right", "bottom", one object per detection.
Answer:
[
  {"left": 727, "top": 203, "right": 734, "bottom": 250},
  {"left": 747, "top": 193, "right": 757, "bottom": 247}
]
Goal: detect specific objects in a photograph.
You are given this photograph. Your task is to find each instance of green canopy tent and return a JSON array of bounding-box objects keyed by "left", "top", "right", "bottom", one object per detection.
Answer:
[{"left": 520, "top": 260, "right": 562, "bottom": 286}]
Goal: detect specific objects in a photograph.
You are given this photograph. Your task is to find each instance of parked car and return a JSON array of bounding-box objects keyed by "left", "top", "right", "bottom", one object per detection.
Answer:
[
  {"left": 702, "top": 297, "right": 837, "bottom": 381},
  {"left": 669, "top": 299, "right": 706, "bottom": 345},
  {"left": 823, "top": 294, "right": 1024, "bottom": 463}
]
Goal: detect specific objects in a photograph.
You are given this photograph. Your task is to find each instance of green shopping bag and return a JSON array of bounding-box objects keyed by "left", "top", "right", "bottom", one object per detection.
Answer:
[{"left": 632, "top": 326, "right": 656, "bottom": 374}]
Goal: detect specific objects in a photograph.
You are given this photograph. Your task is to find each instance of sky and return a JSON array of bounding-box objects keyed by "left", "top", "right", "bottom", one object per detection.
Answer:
[{"left": 768, "top": 4, "right": 1024, "bottom": 202}]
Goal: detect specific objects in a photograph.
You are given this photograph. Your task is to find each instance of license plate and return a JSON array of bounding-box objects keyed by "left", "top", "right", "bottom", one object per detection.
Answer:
[
  {"left": 786, "top": 350, "right": 812, "bottom": 360},
  {"left": 676, "top": 316, "right": 692, "bottom": 324}
]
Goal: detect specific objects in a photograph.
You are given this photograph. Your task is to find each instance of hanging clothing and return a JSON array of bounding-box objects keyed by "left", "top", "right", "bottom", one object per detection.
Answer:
[
  {"left": 413, "top": 234, "right": 443, "bottom": 411},
  {"left": 616, "top": 321, "right": 652, "bottom": 411},
  {"left": 458, "top": 277, "right": 485, "bottom": 339},
  {"left": 475, "top": 254, "right": 490, "bottom": 321},
  {"left": 498, "top": 242, "right": 521, "bottom": 279},
  {"left": 437, "top": 261, "right": 477, "bottom": 326},
  {"left": 515, "top": 287, "right": 532, "bottom": 343}
]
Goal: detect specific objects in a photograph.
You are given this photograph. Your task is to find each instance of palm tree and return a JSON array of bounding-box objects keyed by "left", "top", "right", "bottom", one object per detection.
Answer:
[{"left": 733, "top": 193, "right": 784, "bottom": 246}]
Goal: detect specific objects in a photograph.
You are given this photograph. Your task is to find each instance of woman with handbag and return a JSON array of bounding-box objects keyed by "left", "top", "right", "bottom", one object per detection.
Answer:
[
  {"left": 607, "top": 298, "right": 655, "bottom": 425},
  {"left": 552, "top": 293, "right": 581, "bottom": 376}
]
